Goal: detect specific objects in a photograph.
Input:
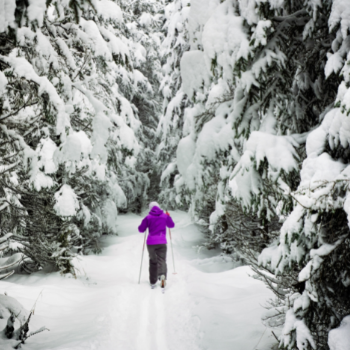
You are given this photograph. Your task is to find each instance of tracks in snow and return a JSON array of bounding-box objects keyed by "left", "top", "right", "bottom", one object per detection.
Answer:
[{"left": 111, "top": 283, "right": 170, "bottom": 350}]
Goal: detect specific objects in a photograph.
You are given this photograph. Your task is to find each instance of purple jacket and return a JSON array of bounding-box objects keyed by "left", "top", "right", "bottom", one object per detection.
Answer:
[{"left": 138, "top": 206, "right": 175, "bottom": 245}]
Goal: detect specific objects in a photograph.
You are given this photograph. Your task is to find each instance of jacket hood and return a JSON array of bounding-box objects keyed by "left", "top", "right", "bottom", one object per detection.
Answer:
[
  {"left": 149, "top": 206, "right": 163, "bottom": 216},
  {"left": 149, "top": 201, "right": 160, "bottom": 210}
]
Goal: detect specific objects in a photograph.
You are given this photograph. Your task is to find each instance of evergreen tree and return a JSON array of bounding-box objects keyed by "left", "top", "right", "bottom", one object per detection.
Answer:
[
  {"left": 158, "top": 0, "right": 350, "bottom": 348},
  {"left": 117, "top": 0, "right": 165, "bottom": 211},
  {"left": 0, "top": 0, "right": 157, "bottom": 274},
  {"left": 157, "top": 0, "right": 191, "bottom": 210}
]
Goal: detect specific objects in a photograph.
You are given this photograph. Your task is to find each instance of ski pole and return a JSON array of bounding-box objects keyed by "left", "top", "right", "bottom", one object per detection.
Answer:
[
  {"left": 168, "top": 227, "right": 177, "bottom": 274},
  {"left": 138, "top": 229, "right": 147, "bottom": 284}
]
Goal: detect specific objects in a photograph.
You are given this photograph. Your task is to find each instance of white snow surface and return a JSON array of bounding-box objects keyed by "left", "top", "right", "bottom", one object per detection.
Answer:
[
  {"left": 0, "top": 211, "right": 276, "bottom": 350},
  {"left": 328, "top": 315, "right": 350, "bottom": 350}
]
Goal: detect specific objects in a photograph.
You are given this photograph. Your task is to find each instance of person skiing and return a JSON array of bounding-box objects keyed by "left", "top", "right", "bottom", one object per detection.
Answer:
[{"left": 138, "top": 202, "right": 175, "bottom": 289}]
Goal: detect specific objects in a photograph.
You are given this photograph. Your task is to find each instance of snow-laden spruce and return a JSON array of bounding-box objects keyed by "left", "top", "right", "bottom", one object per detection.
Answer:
[
  {"left": 156, "top": 0, "right": 192, "bottom": 210},
  {"left": 0, "top": 0, "right": 162, "bottom": 274},
  {"left": 157, "top": 0, "right": 350, "bottom": 349}
]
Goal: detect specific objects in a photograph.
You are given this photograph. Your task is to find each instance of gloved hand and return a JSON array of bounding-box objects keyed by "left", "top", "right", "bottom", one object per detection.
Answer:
[{"left": 165, "top": 211, "right": 170, "bottom": 216}]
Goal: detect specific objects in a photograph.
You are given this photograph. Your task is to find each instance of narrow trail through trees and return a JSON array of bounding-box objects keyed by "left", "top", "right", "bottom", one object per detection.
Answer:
[{"left": 1, "top": 212, "right": 275, "bottom": 350}]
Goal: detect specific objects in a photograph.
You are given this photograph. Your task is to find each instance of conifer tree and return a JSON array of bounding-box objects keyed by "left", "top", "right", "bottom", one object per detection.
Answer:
[
  {"left": 158, "top": 1, "right": 350, "bottom": 348},
  {"left": 0, "top": 0, "right": 156, "bottom": 273},
  {"left": 157, "top": 0, "right": 192, "bottom": 210}
]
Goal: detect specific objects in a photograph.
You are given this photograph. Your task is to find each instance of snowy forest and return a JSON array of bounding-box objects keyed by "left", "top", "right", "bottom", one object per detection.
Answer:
[{"left": 0, "top": 0, "right": 350, "bottom": 349}]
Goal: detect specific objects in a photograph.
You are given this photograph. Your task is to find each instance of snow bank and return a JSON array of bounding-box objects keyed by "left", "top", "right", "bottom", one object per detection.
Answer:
[
  {"left": 188, "top": 266, "right": 276, "bottom": 350},
  {"left": 329, "top": 315, "right": 350, "bottom": 350},
  {"left": 0, "top": 294, "right": 28, "bottom": 324}
]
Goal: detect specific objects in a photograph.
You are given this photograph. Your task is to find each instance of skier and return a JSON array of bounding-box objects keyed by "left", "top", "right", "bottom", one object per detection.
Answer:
[{"left": 138, "top": 202, "right": 175, "bottom": 289}]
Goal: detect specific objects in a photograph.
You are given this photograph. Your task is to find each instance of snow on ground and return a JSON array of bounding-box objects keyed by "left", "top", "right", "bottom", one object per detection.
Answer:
[{"left": 0, "top": 211, "right": 276, "bottom": 350}]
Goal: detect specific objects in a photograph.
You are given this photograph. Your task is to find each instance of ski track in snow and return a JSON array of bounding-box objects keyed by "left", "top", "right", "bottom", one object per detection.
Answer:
[{"left": 0, "top": 211, "right": 277, "bottom": 350}]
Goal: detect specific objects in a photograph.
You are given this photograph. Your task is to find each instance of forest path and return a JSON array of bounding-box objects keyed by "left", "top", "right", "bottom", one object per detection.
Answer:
[{"left": 1, "top": 211, "right": 277, "bottom": 350}]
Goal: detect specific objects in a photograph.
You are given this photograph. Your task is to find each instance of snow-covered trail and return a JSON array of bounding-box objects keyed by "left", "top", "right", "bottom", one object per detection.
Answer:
[{"left": 0, "top": 211, "right": 276, "bottom": 350}]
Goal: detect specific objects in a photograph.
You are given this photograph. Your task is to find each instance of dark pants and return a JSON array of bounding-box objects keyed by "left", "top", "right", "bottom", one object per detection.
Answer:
[{"left": 147, "top": 244, "right": 167, "bottom": 284}]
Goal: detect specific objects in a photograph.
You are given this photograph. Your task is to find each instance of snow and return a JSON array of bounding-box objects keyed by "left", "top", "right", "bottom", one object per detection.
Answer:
[
  {"left": 299, "top": 153, "right": 346, "bottom": 191},
  {"left": 37, "top": 138, "right": 58, "bottom": 174},
  {"left": 0, "top": 0, "right": 16, "bottom": 33},
  {"left": 325, "top": 52, "right": 344, "bottom": 78},
  {"left": 329, "top": 0, "right": 350, "bottom": 40},
  {"left": 293, "top": 291, "right": 310, "bottom": 313},
  {"left": 107, "top": 178, "right": 127, "bottom": 209},
  {"left": 206, "top": 79, "right": 229, "bottom": 107},
  {"left": 188, "top": 0, "right": 221, "bottom": 48},
  {"left": 139, "top": 13, "right": 153, "bottom": 27},
  {"left": 230, "top": 163, "right": 262, "bottom": 208},
  {"left": 238, "top": 0, "right": 259, "bottom": 25},
  {"left": 176, "top": 135, "right": 196, "bottom": 189},
  {"left": 239, "top": 131, "right": 300, "bottom": 174},
  {"left": 196, "top": 112, "right": 234, "bottom": 160},
  {"left": 0, "top": 71, "right": 8, "bottom": 94},
  {"left": 0, "top": 55, "right": 69, "bottom": 138},
  {"left": 72, "top": 86, "right": 112, "bottom": 164},
  {"left": 55, "top": 131, "right": 92, "bottom": 165},
  {"left": 0, "top": 294, "right": 28, "bottom": 324},
  {"left": 180, "top": 50, "right": 210, "bottom": 99},
  {"left": 99, "top": 28, "right": 130, "bottom": 59},
  {"left": 53, "top": 184, "right": 80, "bottom": 217},
  {"left": 100, "top": 199, "right": 118, "bottom": 234},
  {"left": 33, "top": 171, "right": 54, "bottom": 191},
  {"left": 305, "top": 126, "right": 327, "bottom": 157},
  {"left": 55, "top": 38, "right": 77, "bottom": 70},
  {"left": 161, "top": 162, "right": 177, "bottom": 183},
  {"left": 27, "top": 0, "right": 46, "bottom": 27},
  {"left": 125, "top": 155, "right": 137, "bottom": 168},
  {"left": 202, "top": 0, "right": 250, "bottom": 81},
  {"left": 281, "top": 309, "right": 316, "bottom": 350},
  {"left": 228, "top": 131, "right": 302, "bottom": 209},
  {"left": 329, "top": 315, "right": 350, "bottom": 350},
  {"left": 0, "top": 211, "right": 276, "bottom": 350},
  {"left": 298, "top": 255, "right": 324, "bottom": 283},
  {"left": 79, "top": 19, "right": 112, "bottom": 60},
  {"left": 0, "top": 253, "right": 23, "bottom": 272},
  {"left": 251, "top": 20, "right": 272, "bottom": 47},
  {"left": 299, "top": 242, "right": 341, "bottom": 282},
  {"left": 95, "top": 0, "right": 123, "bottom": 23}
]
